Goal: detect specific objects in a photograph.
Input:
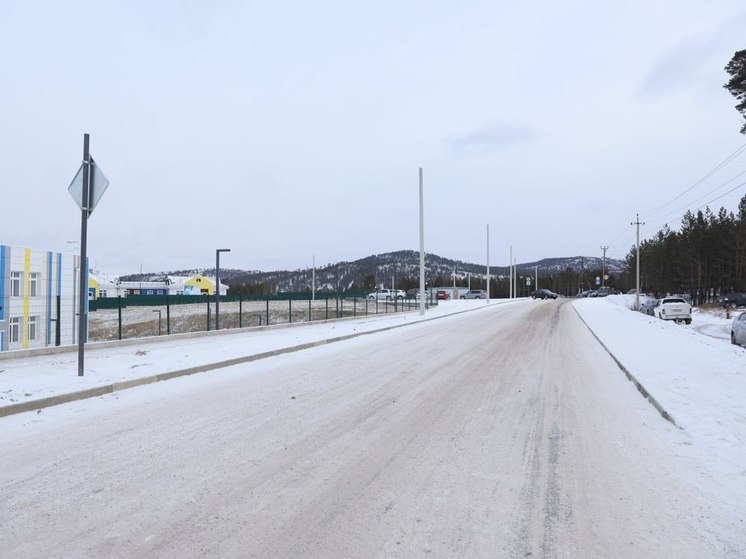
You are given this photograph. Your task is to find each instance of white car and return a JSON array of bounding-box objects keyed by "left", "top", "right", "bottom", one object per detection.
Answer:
[
  {"left": 653, "top": 297, "right": 692, "bottom": 324},
  {"left": 366, "top": 289, "right": 405, "bottom": 301},
  {"left": 731, "top": 311, "right": 746, "bottom": 346}
]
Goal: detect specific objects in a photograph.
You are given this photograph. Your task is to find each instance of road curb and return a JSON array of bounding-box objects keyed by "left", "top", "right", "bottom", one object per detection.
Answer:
[
  {"left": 572, "top": 305, "right": 678, "bottom": 427},
  {"left": 0, "top": 302, "right": 500, "bottom": 418}
]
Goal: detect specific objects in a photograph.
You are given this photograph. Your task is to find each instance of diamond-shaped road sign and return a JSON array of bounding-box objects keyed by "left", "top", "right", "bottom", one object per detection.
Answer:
[{"left": 68, "top": 158, "right": 109, "bottom": 215}]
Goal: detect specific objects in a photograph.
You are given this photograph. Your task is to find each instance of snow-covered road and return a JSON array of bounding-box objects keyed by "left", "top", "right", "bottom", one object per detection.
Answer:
[{"left": 1, "top": 300, "right": 743, "bottom": 557}]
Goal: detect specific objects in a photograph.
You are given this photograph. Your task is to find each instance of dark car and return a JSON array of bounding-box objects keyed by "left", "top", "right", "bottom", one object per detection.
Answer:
[
  {"left": 530, "top": 289, "right": 558, "bottom": 300},
  {"left": 721, "top": 292, "right": 746, "bottom": 309},
  {"left": 596, "top": 287, "right": 621, "bottom": 297},
  {"left": 405, "top": 288, "right": 420, "bottom": 299},
  {"left": 639, "top": 298, "right": 658, "bottom": 316}
]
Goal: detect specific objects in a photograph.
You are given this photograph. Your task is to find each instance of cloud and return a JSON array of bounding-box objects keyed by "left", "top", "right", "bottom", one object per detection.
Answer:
[
  {"left": 449, "top": 120, "right": 535, "bottom": 154},
  {"left": 638, "top": 11, "right": 746, "bottom": 99}
]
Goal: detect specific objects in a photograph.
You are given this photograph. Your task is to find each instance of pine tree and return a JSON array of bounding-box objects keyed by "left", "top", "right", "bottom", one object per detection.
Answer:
[{"left": 724, "top": 49, "right": 746, "bottom": 134}]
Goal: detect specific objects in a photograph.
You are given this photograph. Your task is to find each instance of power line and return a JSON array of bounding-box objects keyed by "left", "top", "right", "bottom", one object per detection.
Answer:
[
  {"left": 640, "top": 179, "right": 746, "bottom": 238},
  {"left": 642, "top": 142, "right": 746, "bottom": 219}
]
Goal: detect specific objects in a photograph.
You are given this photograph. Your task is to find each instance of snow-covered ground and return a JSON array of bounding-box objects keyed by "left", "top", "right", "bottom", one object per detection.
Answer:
[
  {"left": 1, "top": 295, "right": 744, "bottom": 554},
  {"left": 2, "top": 296, "right": 744, "bottom": 497}
]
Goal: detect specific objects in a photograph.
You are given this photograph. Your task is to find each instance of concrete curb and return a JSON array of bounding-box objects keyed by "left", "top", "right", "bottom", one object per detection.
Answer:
[
  {"left": 572, "top": 304, "right": 678, "bottom": 427},
  {"left": 0, "top": 301, "right": 500, "bottom": 418}
]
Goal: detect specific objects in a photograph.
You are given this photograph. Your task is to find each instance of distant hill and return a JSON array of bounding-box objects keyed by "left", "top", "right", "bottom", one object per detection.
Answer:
[{"left": 120, "top": 250, "right": 625, "bottom": 293}]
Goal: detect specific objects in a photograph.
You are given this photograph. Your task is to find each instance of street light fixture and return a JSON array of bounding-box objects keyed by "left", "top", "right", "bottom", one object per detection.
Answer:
[{"left": 215, "top": 248, "right": 230, "bottom": 330}]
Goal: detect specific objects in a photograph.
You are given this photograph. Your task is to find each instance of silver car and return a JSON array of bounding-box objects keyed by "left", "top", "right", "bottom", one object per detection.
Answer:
[
  {"left": 460, "top": 290, "right": 488, "bottom": 299},
  {"left": 731, "top": 311, "right": 746, "bottom": 347}
]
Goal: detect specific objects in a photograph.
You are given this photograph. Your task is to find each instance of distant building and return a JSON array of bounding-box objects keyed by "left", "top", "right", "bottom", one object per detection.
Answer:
[
  {"left": 0, "top": 244, "right": 82, "bottom": 352},
  {"left": 86, "top": 273, "right": 228, "bottom": 299}
]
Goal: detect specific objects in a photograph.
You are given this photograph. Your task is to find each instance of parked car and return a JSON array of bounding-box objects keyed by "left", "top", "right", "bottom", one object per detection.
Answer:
[
  {"left": 530, "top": 289, "right": 558, "bottom": 300},
  {"left": 653, "top": 297, "right": 692, "bottom": 324},
  {"left": 721, "top": 292, "right": 746, "bottom": 309},
  {"left": 436, "top": 289, "right": 450, "bottom": 300},
  {"left": 639, "top": 298, "right": 658, "bottom": 316},
  {"left": 460, "top": 290, "right": 488, "bottom": 299},
  {"left": 366, "top": 288, "right": 405, "bottom": 301},
  {"left": 731, "top": 311, "right": 746, "bottom": 346},
  {"left": 578, "top": 290, "right": 594, "bottom": 298},
  {"left": 595, "top": 287, "right": 621, "bottom": 297},
  {"left": 405, "top": 288, "right": 420, "bottom": 299}
]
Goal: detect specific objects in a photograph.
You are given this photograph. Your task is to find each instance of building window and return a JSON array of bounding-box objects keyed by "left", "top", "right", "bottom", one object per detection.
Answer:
[
  {"left": 10, "top": 272, "right": 22, "bottom": 297},
  {"left": 10, "top": 317, "right": 21, "bottom": 343},
  {"left": 100, "top": 290, "right": 107, "bottom": 298},
  {"left": 147, "top": 290, "right": 153, "bottom": 295},
  {"left": 28, "top": 316, "right": 38, "bottom": 341},
  {"left": 29, "top": 272, "right": 40, "bottom": 297}
]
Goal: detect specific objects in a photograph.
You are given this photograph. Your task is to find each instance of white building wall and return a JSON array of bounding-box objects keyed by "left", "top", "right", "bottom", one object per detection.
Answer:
[{"left": 0, "top": 244, "right": 79, "bottom": 351}]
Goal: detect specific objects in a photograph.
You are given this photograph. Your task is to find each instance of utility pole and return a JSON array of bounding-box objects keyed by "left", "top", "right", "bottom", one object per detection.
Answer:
[
  {"left": 486, "top": 224, "right": 490, "bottom": 301},
  {"left": 509, "top": 246, "right": 513, "bottom": 298},
  {"left": 535, "top": 265, "right": 538, "bottom": 290},
  {"left": 600, "top": 245, "right": 609, "bottom": 287},
  {"left": 631, "top": 214, "right": 645, "bottom": 310},
  {"left": 312, "top": 255, "right": 315, "bottom": 301},
  {"left": 418, "top": 167, "right": 426, "bottom": 315}
]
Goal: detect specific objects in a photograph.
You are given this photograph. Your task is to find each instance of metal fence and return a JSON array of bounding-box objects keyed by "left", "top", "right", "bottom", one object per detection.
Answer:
[{"left": 88, "top": 293, "right": 435, "bottom": 342}]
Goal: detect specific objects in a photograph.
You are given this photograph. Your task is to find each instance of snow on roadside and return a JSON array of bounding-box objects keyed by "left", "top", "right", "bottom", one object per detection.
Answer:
[{"left": 573, "top": 295, "right": 746, "bottom": 489}]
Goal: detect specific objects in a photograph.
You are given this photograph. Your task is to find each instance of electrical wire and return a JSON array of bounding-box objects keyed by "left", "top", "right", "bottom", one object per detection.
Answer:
[{"left": 642, "top": 142, "right": 746, "bottom": 219}]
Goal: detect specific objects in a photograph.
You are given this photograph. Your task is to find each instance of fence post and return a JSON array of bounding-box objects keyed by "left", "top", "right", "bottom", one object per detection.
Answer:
[
  {"left": 308, "top": 298, "right": 312, "bottom": 322},
  {"left": 289, "top": 298, "right": 292, "bottom": 324},
  {"left": 365, "top": 296, "right": 368, "bottom": 316},
  {"left": 239, "top": 296, "right": 243, "bottom": 328},
  {"left": 326, "top": 297, "right": 329, "bottom": 320},
  {"left": 117, "top": 295, "right": 122, "bottom": 340},
  {"left": 166, "top": 294, "right": 171, "bottom": 335},
  {"left": 207, "top": 297, "right": 211, "bottom": 331},
  {"left": 353, "top": 297, "right": 356, "bottom": 317},
  {"left": 266, "top": 298, "right": 270, "bottom": 326}
]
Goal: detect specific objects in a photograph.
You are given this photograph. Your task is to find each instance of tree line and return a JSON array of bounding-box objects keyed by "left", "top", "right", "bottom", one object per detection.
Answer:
[{"left": 624, "top": 195, "right": 746, "bottom": 304}]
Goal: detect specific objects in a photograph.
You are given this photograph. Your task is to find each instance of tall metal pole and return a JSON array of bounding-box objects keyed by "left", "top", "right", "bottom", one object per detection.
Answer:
[
  {"left": 535, "top": 265, "right": 538, "bottom": 290},
  {"left": 77, "top": 134, "right": 90, "bottom": 377},
  {"left": 215, "top": 248, "right": 230, "bottom": 329},
  {"left": 486, "top": 224, "right": 490, "bottom": 301},
  {"left": 312, "top": 254, "right": 316, "bottom": 301},
  {"left": 509, "top": 246, "right": 513, "bottom": 299},
  {"left": 418, "top": 167, "right": 426, "bottom": 315},
  {"left": 601, "top": 245, "right": 609, "bottom": 287},
  {"left": 632, "top": 214, "right": 644, "bottom": 310}
]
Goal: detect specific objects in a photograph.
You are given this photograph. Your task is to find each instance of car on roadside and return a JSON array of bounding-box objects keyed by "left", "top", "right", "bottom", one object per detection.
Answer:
[
  {"left": 653, "top": 297, "right": 692, "bottom": 324},
  {"left": 731, "top": 311, "right": 746, "bottom": 346},
  {"left": 595, "top": 287, "right": 621, "bottom": 297},
  {"left": 460, "top": 290, "right": 488, "bottom": 299},
  {"left": 436, "top": 289, "right": 450, "bottom": 300},
  {"left": 405, "top": 288, "right": 420, "bottom": 299},
  {"left": 530, "top": 289, "right": 558, "bottom": 300},
  {"left": 366, "top": 288, "right": 405, "bottom": 301},
  {"left": 639, "top": 298, "right": 658, "bottom": 316},
  {"left": 720, "top": 292, "right": 746, "bottom": 309}
]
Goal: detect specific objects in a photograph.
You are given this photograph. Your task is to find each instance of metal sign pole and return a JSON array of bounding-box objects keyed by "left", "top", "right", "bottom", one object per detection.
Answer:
[{"left": 77, "top": 134, "right": 90, "bottom": 377}]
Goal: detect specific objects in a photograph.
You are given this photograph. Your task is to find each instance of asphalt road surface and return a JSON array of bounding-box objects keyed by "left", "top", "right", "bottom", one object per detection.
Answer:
[{"left": 1, "top": 301, "right": 739, "bottom": 557}]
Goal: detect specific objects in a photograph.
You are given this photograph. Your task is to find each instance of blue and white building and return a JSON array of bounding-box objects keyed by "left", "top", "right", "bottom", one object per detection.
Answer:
[{"left": 0, "top": 244, "right": 81, "bottom": 352}]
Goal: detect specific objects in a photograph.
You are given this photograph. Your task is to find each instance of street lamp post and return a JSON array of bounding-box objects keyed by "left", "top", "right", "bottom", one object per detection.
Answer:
[{"left": 215, "top": 248, "right": 230, "bottom": 330}]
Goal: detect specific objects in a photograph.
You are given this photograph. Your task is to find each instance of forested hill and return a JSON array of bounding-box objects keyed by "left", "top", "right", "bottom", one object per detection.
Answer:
[{"left": 120, "top": 251, "right": 624, "bottom": 294}]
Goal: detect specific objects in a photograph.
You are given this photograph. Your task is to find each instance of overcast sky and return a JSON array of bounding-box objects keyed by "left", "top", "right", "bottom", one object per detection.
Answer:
[{"left": 2, "top": 1, "right": 745, "bottom": 275}]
